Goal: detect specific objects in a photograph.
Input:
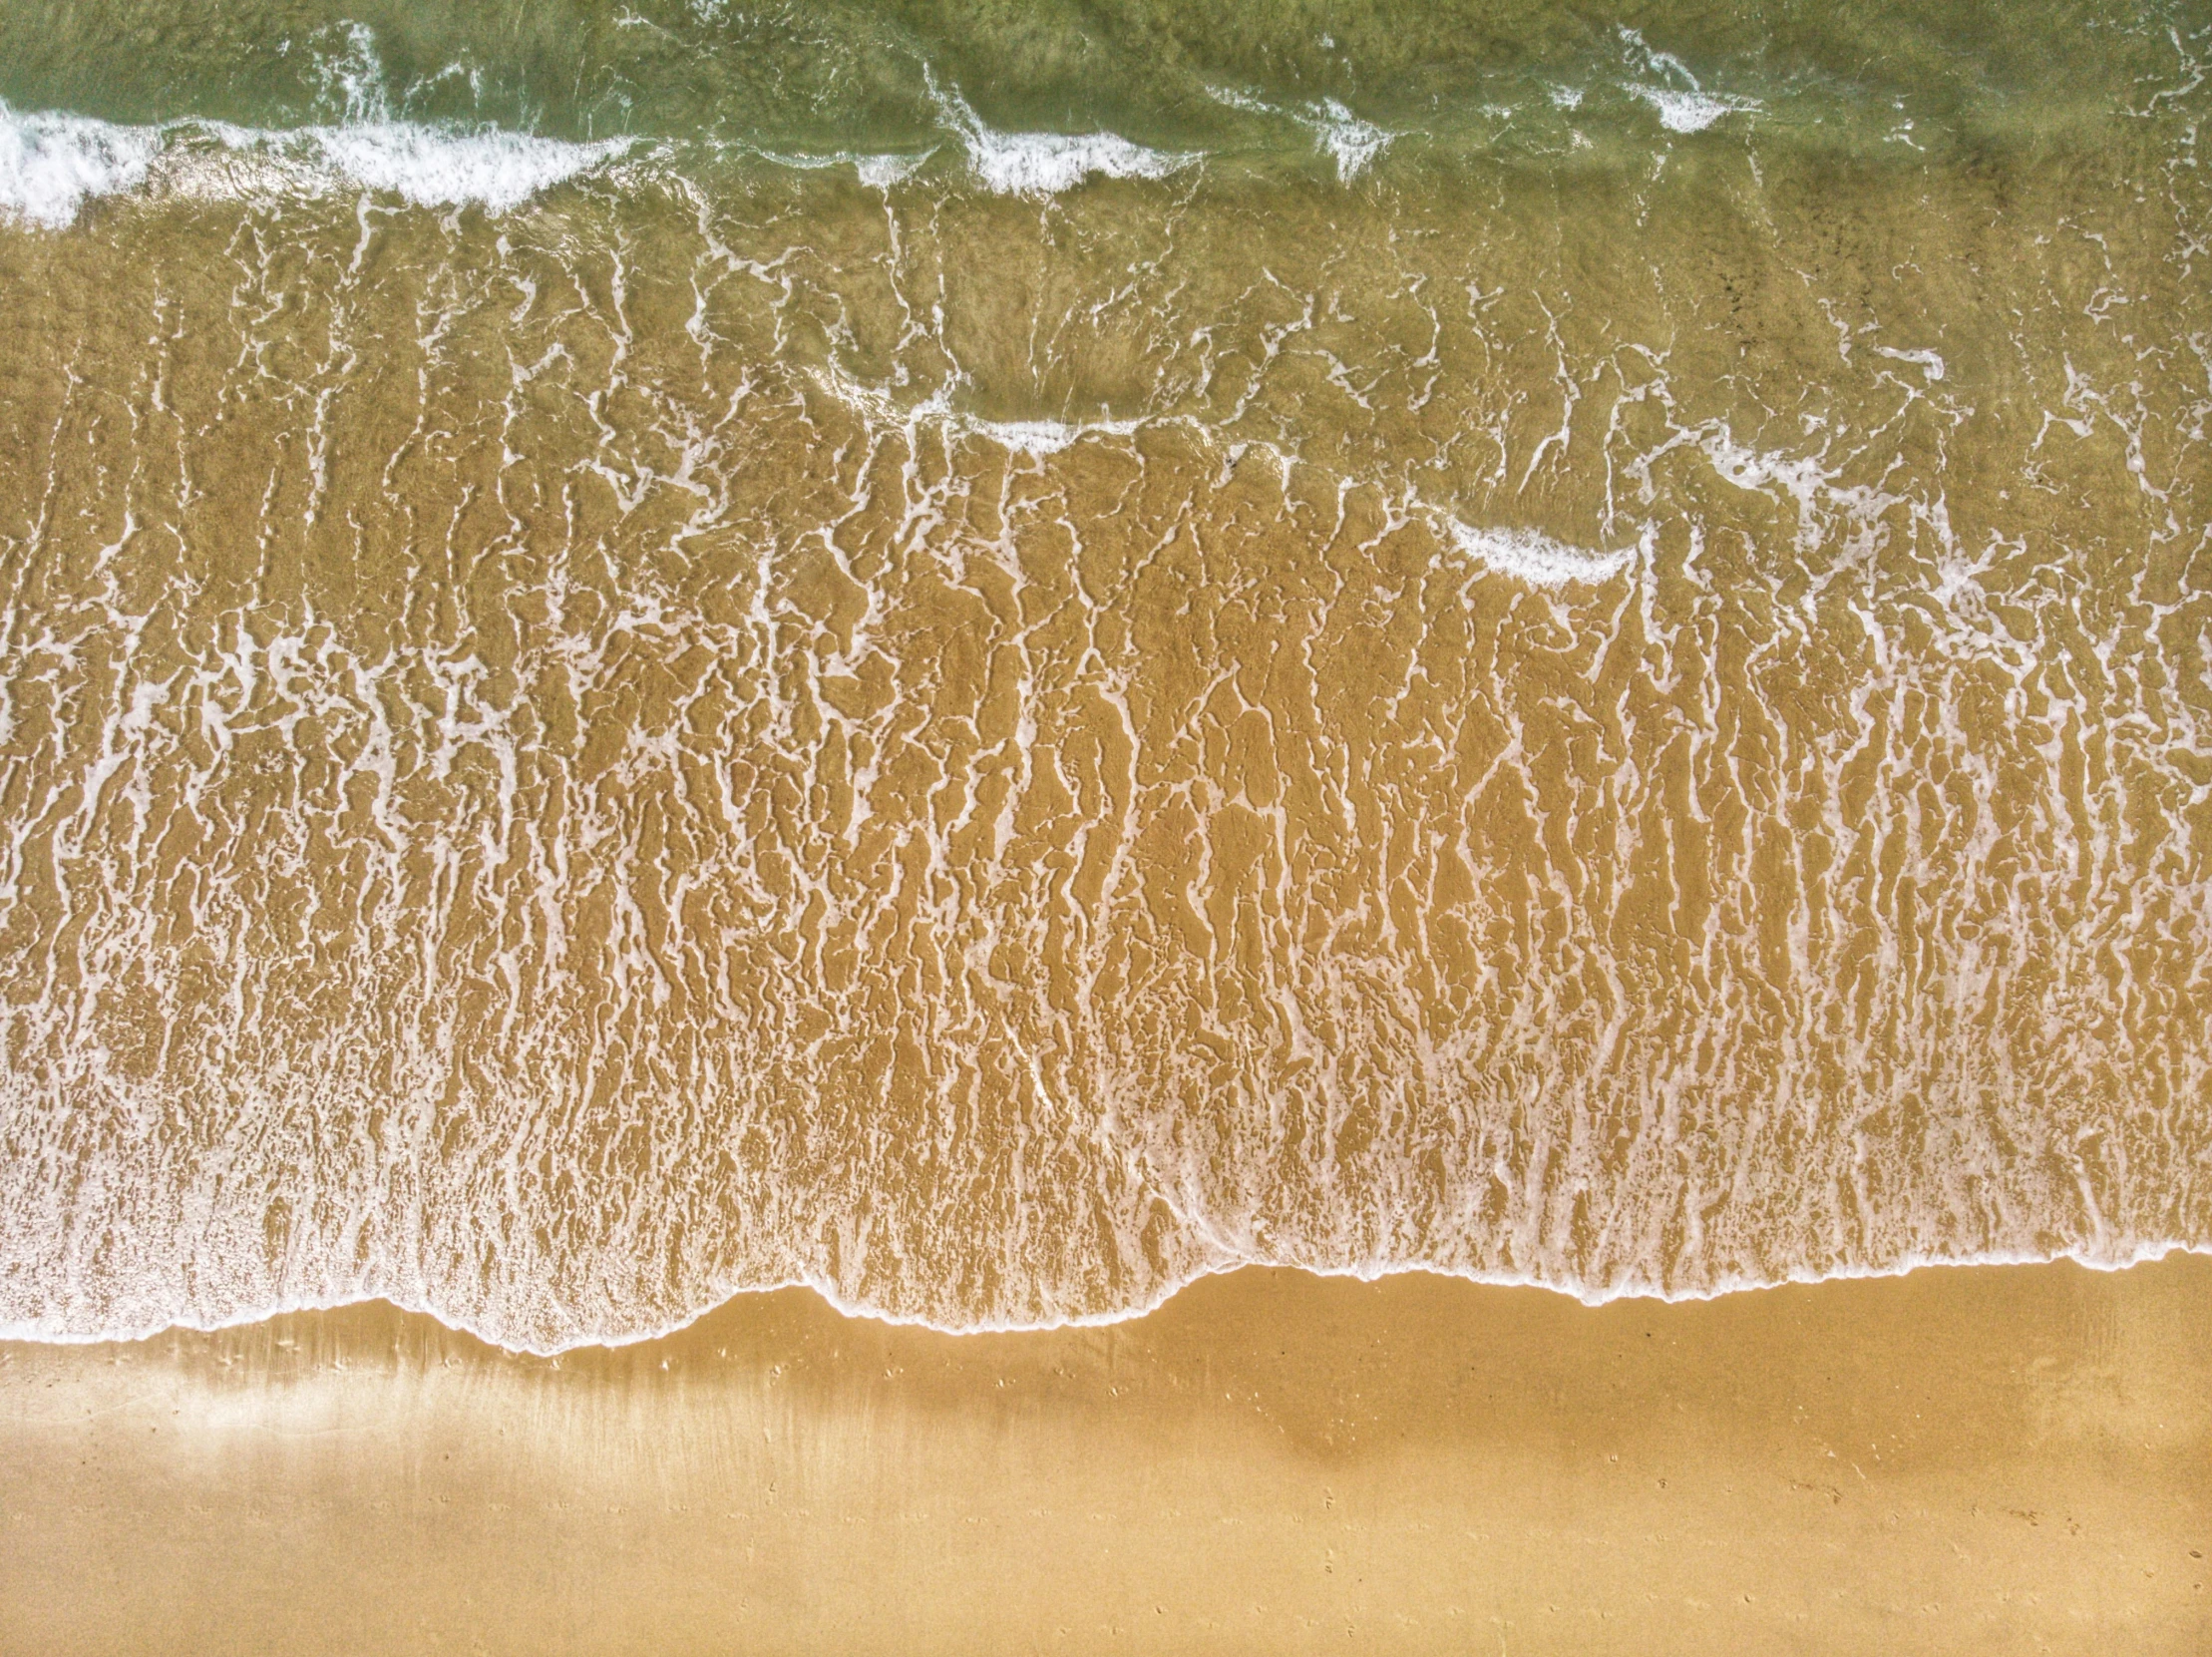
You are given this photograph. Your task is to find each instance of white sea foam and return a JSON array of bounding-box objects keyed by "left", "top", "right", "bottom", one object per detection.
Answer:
[
  {"left": 1631, "top": 86, "right": 1753, "bottom": 134},
  {"left": 752, "top": 145, "right": 932, "bottom": 191},
  {"left": 809, "top": 364, "right": 1155, "bottom": 458},
  {"left": 959, "top": 415, "right": 1144, "bottom": 455},
  {"left": 0, "top": 101, "right": 162, "bottom": 228},
  {"left": 1448, "top": 522, "right": 1641, "bottom": 586},
  {"left": 853, "top": 152, "right": 928, "bottom": 190},
  {"left": 0, "top": 101, "right": 628, "bottom": 227},
  {"left": 930, "top": 78, "right": 1190, "bottom": 197},
  {"left": 1618, "top": 26, "right": 1758, "bottom": 134},
  {"left": 966, "top": 127, "right": 1189, "bottom": 196},
  {"left": 290, "top": 20, "right": 623, "bottom": 207},
  {"left": 1307, "top": 99, "right": 1391, "bottom": 181},
  {"left": 301, "top": 123, "right": 626, "bottom": 212},
  {"left": 815, "top": 367, "right": 1633, "bottom": 581},
  {"left": 1207, "top": 84, "right": 1273, "bottom": 117},
  {"left": 1872, "top": 344, "right": 1948, "bottom": 381},
  {"left": 1207, "top": 85, "right": 1393, "bottom": 181}
]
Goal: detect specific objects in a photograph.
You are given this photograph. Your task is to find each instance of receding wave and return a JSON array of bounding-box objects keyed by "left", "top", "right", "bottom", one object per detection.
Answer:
[{"left": 1, "top": 3, "right": 2208, "bottom": 1352}]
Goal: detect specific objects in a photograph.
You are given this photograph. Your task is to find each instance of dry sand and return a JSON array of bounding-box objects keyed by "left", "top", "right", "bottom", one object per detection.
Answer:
[{"left": 3, "top": 1255, "right": 2207, "bottom": 1655}]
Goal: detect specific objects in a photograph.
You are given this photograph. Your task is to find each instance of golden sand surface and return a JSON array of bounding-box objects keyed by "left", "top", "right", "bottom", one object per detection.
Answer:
[{"left": 4, "top": 1254, "right": 2206, "bottom": 1655}]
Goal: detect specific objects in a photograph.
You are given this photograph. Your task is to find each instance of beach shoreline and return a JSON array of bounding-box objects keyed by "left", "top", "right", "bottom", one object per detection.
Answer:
[{"left": 6, "top": 1253, "right": 2205, "bottom": 1654}]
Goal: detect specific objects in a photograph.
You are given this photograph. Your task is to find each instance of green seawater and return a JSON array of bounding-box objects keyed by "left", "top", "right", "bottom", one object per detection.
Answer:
[{"left": 1, "top": 0, "right": 2197, "bottom": 156}]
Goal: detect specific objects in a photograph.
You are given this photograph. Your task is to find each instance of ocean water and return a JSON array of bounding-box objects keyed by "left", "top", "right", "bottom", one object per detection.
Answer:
[{"left": 0, "top": 0, "right": 2207, "bottom": 1350}]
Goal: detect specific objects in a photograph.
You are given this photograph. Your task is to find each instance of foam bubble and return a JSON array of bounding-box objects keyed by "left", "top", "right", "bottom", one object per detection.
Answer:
[
  {"left": 1206, "top": 86, "right": 1393, "bottom": 181},
  {"left": 1309, "top": 99, "right": 1391, "bottom": 181},
  {"left": 1872, "top": 344, "right": 1947, "bottom": 381},
  {"left": 931, "top": 79, "right": 1190, "bottom": 198},
  {"left": 1617, "top": 26, "right": 1757, "bottom": 134},
  {"left": 1631, "top": 86, "right": 1754, "bottom": 134},
  {"left": 302, "top": 123, "right": 627, "bottom": 212},
  {"left": 1448, "top": 523, "right": 1640, "bottom": 587},
  {"left": 969, "top": 128, "right": 1188, "bottom": 196},
  {"left": 0, "top": 100, "right": 629, "bottom": 228},
  {"left": 751, "top": 146, "right": 931, "bottom": 192},
  {"left": 960, "top": 415, "right": 1145, "bottom": 455},
  {"left": 807, "top": 363, "right": 1156, "bottom": 458},
  {"left": 853, "top": 152, "right": 927, "bottom": 191},
  {"left": 0, "top": 101, "right": 161, "bottom": 229}
]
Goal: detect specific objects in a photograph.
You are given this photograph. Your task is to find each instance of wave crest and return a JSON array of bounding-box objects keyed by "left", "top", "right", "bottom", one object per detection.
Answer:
[
  {"left": 0, "top": 103, "right": 161, "bottom": 229},
  {"left": 931, "top": 78, "right": 1193, "bottom": 197},
  {"left": 0, "top": 100, "right": 627, "bottom": 228}
]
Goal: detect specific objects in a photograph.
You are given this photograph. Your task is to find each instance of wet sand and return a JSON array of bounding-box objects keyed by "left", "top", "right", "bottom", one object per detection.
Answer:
[{"left": 4, "top": 1254, "right": 2206, "bottom": 1655}]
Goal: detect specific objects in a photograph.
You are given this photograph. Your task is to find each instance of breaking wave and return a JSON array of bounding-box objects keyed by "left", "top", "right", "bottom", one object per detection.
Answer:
[
  {"left": 929, "top": 77, "right": 1195, "bottom": 197},
  {"left": 0, "top": 98, "right": 629, "bottom": 227}
]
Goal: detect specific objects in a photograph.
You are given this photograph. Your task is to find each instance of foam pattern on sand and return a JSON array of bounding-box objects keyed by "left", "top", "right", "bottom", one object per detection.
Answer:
[{"left": 0, "top": 10, "right": 2208, "bottom": 1351}]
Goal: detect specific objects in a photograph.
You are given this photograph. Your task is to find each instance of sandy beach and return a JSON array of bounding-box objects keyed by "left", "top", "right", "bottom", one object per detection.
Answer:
[
  {"left": 3, "top": 8, "right": 2208, "bottom": 1652},
  {"left": 5, "top": 1253, "right": 2205, "bottom": 1655}
]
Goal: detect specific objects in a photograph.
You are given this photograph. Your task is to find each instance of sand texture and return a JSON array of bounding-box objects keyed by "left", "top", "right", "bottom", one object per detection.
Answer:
[{"left": 4, "top": 1255, "right": 2207, "bottom": 1655}]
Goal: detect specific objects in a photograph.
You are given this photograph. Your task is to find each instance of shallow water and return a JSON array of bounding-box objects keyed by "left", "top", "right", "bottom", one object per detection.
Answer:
[{"left": 1, "top": 0, "right": 2208, "bottom": 1348}]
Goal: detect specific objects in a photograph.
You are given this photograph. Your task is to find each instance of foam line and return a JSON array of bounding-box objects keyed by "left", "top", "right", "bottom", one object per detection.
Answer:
[
  {"left": 958, "top": 414, "right": 1147, "bottom": 454},
  {"left": 930, "top": 77, "right": 1193, "bottom": 197},
  {"left": 1447, "top": 522, "right": 1642, "bottom": 586},
  {"left": 1630, "top": 86, "right": 1756, "bottom": 134},
  {"left": 1618, "top": 25, "right": 1759, "bottom": 133},
  {"left": 5, "top": 1241, "right": 2202, "bottom": 1357},
  {"left": 0, "top": 102, "right": 162, "bottom": 229},
  {"left": 1207, "top": 85, "right": 1394, "bottom": 181},
  {"left": 0, "top": 98, "right": 628, "bottom": 228},
  {"left": 300, "top": 123, "right": 629, "bottom": 213}
]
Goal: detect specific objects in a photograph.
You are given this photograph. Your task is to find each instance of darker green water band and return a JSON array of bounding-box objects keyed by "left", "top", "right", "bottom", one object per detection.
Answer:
[{"left": 2, "top": 0, "right": 2199, "bottom": 150}]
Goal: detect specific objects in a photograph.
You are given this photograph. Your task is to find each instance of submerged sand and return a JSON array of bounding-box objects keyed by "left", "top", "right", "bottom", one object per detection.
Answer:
[
  {"left": 7, "top": 80, "right": 2210, "bottom": 1344},
  {"left": 4, "top": 1254, "right": 2206, "bottom": 1655}
]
